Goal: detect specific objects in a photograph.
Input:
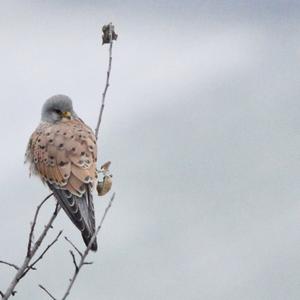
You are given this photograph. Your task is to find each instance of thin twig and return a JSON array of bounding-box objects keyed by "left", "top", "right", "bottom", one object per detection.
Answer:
[
  {"left": 61, "top": 193, "right": 115, "bottom": 300},
  {"left": 2, "top": 196, "right": 60, "bottom": 300},
  {"left": 64, "top": 237, "right": 83, "bottom": 257},
  {"left": 95, "top": 23, "right": 114, "bottom": 140},
  {"left": 0, "top": 261, "right": 19, "bottom": 271},
  {"left": 69, "top": 251, "right": 78, "bottom": 273},
  {"left": 27, "top": 193, "right": 54, "bottom": 257},
  {"left": 36, "top": 25, "right": 116, "bottom": 299},
  {"left": 19, "top": 230, "right": 63, "bottom": 280},
  {"left": 39, "top": 284, "right": 57, "bottom": 300},
  {"left": 1, "top": 22, "right": 117, "bottom": 300}
]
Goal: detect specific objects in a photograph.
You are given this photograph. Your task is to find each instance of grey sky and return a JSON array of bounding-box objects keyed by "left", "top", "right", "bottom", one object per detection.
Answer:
[{"left": 0, "top": 1, "right": 299, "bottom": 299}]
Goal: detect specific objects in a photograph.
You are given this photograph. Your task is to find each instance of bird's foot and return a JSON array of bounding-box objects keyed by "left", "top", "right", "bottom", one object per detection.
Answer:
[{"left": 96, "top": 161, "right": 113, "bottom": 196}]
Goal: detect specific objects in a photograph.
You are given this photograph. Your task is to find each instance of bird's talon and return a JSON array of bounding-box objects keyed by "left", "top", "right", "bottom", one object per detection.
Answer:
[{"left": 97, "top": 174, "right": 113, "bottom": 196}]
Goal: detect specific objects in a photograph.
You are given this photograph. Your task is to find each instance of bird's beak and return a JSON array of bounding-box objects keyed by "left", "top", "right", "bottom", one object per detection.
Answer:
[{"left": 61, "top": 111, "right": 71, "bottom": 119}]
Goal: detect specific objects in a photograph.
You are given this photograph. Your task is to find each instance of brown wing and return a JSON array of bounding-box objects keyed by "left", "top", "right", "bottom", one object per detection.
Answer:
[
  {"left": 26, "top": 119, "right": 98, "bottom": 250},
  {"left": 27, "top": 119, "right": 97, "bottom": 192}
]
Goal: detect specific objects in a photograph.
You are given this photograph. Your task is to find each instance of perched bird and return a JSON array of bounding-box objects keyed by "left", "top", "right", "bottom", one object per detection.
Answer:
[{"left": 26, "top": 95, "right": 98, "bottom": 251}]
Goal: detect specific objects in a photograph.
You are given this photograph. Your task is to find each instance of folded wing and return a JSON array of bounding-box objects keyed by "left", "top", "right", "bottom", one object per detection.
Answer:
[{"left": 26, "top": 119, "right": 98, "bottom": 251}]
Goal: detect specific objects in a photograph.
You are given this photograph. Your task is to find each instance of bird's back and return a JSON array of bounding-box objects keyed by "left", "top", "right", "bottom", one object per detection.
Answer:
[{"left": 26, "top": 118, "right": 98, "bottom": 250}]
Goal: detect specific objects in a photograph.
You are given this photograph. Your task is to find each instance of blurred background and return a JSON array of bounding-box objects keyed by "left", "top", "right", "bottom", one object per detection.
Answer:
[{"left": 0, "top": 1, "right": 299, "bottom": 299}]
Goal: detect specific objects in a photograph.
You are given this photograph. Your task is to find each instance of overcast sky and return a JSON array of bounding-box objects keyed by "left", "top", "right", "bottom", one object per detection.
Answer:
[{"left": 0, "top": 1, "right": 300, "bottom": 299}]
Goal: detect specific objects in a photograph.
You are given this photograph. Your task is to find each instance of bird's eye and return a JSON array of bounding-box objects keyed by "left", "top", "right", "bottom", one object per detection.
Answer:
[{"left": 54, "top": 109, "right": 61, "bottom": 114}]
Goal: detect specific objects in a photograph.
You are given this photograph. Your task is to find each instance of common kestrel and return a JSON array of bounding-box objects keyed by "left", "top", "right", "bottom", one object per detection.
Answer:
[{"left": 26, "top": 95, "right": 98, "bottom": 251}]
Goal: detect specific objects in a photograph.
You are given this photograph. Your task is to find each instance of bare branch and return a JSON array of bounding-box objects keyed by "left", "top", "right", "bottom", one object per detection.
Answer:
[
  {"left": 61, "top": 193, "right": 115, "bottom": 300},
  {"left": 0, "top": 261, "right": 19, "bottom": 271},
  {"left": 28, "top": 193, "right": 54, "bottom": 257},
  {"left": 69, "top": 251, "right": 78, "bottom": 273},
  {"left": 19, "top": 230, "right": 63, "bottom": 280},
  {"left": 39, "top": 284, "right": 57, "bottom": 300},
  {"left": 1, "top": 196, "right": 60, "bottom": 300},
  {"left": 1, "top": 22, "right": 117, "bottom": 300},
  {"left": 95, "top": 23, "right": 115, "bottom": 140},
  {"left": 64, "top": 237, "right": 83, "bottom": 257}
]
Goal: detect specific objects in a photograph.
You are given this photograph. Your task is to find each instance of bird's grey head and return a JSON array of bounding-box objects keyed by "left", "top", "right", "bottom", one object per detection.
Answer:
[{"left": 41, "top": 95, "right": 78, "bottom": 123}]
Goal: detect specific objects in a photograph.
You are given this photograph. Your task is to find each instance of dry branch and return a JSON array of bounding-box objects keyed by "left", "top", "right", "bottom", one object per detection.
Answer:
[
  {"left": 60, "top": 193, "right": 115, "bottom": 300},
  {"left": 1, "top": 22, "right": 117, "bottom": 300},
  {"left": 1, "top": 195, "right": 61, "bottom": 300},
  {"left": 38, "top": 284, "right": 57, "bottom": 300},
  {"left": 0, "top": 261, "right": 19, "bottom": 271},
  {"left": 19, "top": 230, "right": 63, "bottom": 280},
  {"left": 39, "top": 194, "right": 115, "bottom": 300},
  {"left": 64, "top": 236, "right": 83, "bottom": 257},
  {"left": 95, "top": 23, "right": 115, "bottom": 140},
  {"left": 69, "top": 250, "right": 79, "bottom": 272},
  {"left": 57, "top": 24, "right": 116, "bottom": 299},
  {"left": 27, "top": 193, "right": 54, "bottom": 257}
]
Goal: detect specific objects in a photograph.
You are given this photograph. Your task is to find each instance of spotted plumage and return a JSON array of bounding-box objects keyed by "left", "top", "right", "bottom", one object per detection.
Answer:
[{"left": 26, "top": 95, "right": 98, "bottom": 251}]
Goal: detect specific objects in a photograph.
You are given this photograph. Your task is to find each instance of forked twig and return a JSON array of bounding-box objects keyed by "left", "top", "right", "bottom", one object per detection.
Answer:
[
  {"left": 35, "top": 23, "right": 117, "bottom": 300},
  {"left": 60, "top": 193, "right": 115, "bottom": 300},
  {"left": 27, "top": 193, "right": 54, "bottom": 257},
  {"left": 19, "top": 230, "right": 63, "bottom": 280},
  {"left": 1, "top": 22, "right": 117, "bottom": 300},
  {"left": 1, "top": 196, "right": 61, "bottom": 300},
  {"left": 64, "top": 237, "right": 83, "bottom": 257}
]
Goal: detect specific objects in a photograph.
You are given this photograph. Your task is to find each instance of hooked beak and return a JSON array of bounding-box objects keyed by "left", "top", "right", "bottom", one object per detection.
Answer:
[{"left": 61, "top": 111, "right": 71, "bottom": 119}]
